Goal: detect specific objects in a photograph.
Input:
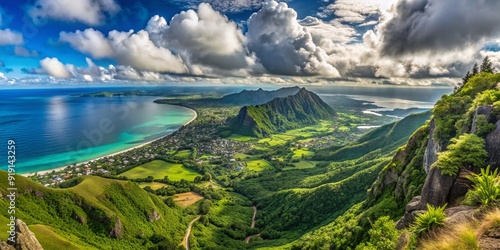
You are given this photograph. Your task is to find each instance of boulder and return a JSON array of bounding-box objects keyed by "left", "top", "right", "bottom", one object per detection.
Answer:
[
  {"left": 444, "top": 205, "right": 476, "bottom": 226},
  {"left": 14, "top": 219, "right": 43, "bottom": 250}
]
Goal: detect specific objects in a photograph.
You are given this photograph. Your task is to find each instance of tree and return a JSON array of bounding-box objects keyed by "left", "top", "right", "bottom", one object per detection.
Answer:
[
  {"left": 203, "top": 172, "right": 212, "bottom": 181},
  {"left": 200, "top": 199, "right": 212, "bottom": 215},
  {"left": 461, "top": 70, "right": 472, "bottom": 88},
  {"left": 480, "top": 56, "right": 494, "bottom": 73},
  {"left": 356, "top": 216, "right": 399, "bottom": 250},
  {"left": 472, "top": 63, "right": 479, "bottom": 75},
  {"left": 433, "top": 133, "right": 488, "bottom": 176}
]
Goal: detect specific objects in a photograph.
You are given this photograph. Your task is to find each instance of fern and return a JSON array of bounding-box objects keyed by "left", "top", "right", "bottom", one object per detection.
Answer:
[
  {"left": 464, "top": 165, "right": 500, "bottom": 207},
  {"left": 413, "top": 204, "right": 447, "bottom": 235}
]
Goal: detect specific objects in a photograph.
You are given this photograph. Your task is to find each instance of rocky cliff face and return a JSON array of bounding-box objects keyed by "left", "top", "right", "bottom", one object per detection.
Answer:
[
  {"left": 422, "top": 119, "right": 443, "bottom": 174},
  {"left": 397, "top": 105, "right": 500, "bottom": 228},
  {"left": 0, "top": 220, "right": 43, "bottom": 250},
  {"left": 486, "top": 119, "right": 500, "bottom": 168}
]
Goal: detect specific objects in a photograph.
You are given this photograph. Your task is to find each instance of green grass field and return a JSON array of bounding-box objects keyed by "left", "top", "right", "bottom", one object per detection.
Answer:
[
  {"left": 246, "top": 159, "right": 273, "bottom": 172},
  {"left": 292, "top": 148, "right": 315, "bottom": 160},
  {"left": 234, "top": 153, "right": 259, "bottom": 160},
  {"left": 119, "top": 160, "right": 200, "bottom": 181},
  {"left": 174, "top": 149, "right": 193, "bottom": 158},
  {"left": 283, "top": 161, "right": 324, "bottom": 170},
  {"left": 29, "top": 225, "right": 91, "bottom": 250},
  {"left": 228, "top": 134, "right": 256, "bottom": 142}
]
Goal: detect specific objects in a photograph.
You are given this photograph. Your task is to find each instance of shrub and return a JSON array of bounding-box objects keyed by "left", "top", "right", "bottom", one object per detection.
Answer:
[
  {"left": 474, "top": 114, "right": 496, "bottom": 136},
  {"left": 464, "top": 165, "right": 500, "bottom": 207},
  {"left": 433, "top": 134, "right": 487, "bottom": 176},
  {"left": 356, "top": 216, "right": 399, "bottom": 250},
  {"left": 413, "top": 204, "right": 447, "bottom": 235}
]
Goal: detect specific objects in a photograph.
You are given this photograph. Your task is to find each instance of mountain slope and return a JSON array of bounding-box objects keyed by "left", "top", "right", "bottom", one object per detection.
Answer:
[
  {"left": 314, "top": 110, "right": 432, "bottom": 161},
  {"left": 0, "top": 173, "right": 188, "bottom": 250},
  {"left": 219, "top": 86, "right": 301, "bottom": 106},
  {"left": 288, "top": 72, "right": 500, "bottom": 249},
  {"left": 229, "top": 88, "right": 336, "bottom": 137}
]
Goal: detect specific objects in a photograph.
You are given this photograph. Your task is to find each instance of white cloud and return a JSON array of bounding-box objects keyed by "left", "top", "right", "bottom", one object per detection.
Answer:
[
  {"left": 108, "top": 30, "right": 187, "bottom": 73},
  {"left": 0, "top": 72, "right": 6, "bottom": 80},
  {"left": 147, "top": 3, "right": 260, "bottom": 75},
  {"left": 59, "top": 28, "right": 187, "bottom": 74},
  {"left": 247, "top": 1, "right": 340, "bottom": 76},
  {"left": 40, "top": 57, "right": 72, "bottom": 78},
  {"left": 319, "top": 0, "right": 395, "bottom": 23},
  {"left": 59, "top": 29, "right": 114, "bottom": 58},
  {"left": 28, "top": 0, "right": 120, "bottom": 25},
  {"left": 170, "top": 0, "right": 264, "bottom": 13},
  {"left": 0, "top": 29, "right": 23, "bottom": 45},
  {"left": 300, "top": 16, "right": 358, "bottom": 44}
]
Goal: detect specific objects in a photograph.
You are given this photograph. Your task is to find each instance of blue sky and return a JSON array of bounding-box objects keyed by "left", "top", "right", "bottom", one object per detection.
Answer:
[{"left": 1, "top": 0, "right": 500, "bottom": 86}]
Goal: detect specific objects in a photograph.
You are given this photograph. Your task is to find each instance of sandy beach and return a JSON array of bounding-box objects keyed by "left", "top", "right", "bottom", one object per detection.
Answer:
[{"left": 22, "top": 108, "right": 197, "bottom": 177}]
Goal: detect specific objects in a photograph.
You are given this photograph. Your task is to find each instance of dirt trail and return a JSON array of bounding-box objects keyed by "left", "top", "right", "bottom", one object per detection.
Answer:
[
  {"left": 182, "top": 216, "right": 200, "bottom": 250},
  {"left": 251, "top": 206, "right": 257, "bottom": 228},
  {"left": 245, "top": 206, "right": 259, "bottom": 244}
]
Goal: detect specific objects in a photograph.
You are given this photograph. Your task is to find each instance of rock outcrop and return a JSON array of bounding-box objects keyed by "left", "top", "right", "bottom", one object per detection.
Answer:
[
  {"left": 0, "top": 220, "right": 44, "bottom": 250},
  {"left": 398, "top": 105, "right": 500, "bottom": 228},
  {"left": 423, "top": 119, "right": 443, "bottom": 174},
  {"left": 109, "top": 218, "right": 123, "bottom": 239},
  {"left": 147, "top": 209, "right": 161, "bottom": 222},
  {"left": 486, "top": 119, "right": 500, "bottom": 168}
]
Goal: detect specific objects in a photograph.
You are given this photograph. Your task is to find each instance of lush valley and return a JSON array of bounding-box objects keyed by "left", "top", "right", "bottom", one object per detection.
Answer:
[{"left": 3, "top": 70, "right": 500, "bottom": 250}]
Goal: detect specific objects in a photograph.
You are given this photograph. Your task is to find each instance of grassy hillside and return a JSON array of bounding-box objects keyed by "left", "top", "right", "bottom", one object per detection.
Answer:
[
  {"left": 0, "top": 172, "right": 188, "bottom": 250},
  {"left": 314, "top": 110, "right": 432, "bottom": 161},
  {"left": 287, "top": 72, "right": 500, "bottom": 249}
]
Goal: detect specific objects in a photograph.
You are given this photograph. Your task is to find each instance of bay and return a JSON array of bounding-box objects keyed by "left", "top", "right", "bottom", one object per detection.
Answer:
[{"left": 0, "top": 87, "right": 196, "bottom": 173}]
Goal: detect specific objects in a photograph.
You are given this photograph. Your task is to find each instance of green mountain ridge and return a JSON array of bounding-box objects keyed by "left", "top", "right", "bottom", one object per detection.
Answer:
[
  {"left": 219, "top": 86, "right": 301, "bottom": 106},
  {"left": 0, "top": 173, "right": 187, "bottom": 250},
  {"left": 229, "top": 88, "right": 336, "bottom": 137}
]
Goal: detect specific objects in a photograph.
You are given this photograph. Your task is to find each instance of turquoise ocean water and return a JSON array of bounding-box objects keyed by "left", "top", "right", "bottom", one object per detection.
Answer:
[{"left": 0, "top": 87, "right": 196, "bottom": 173}]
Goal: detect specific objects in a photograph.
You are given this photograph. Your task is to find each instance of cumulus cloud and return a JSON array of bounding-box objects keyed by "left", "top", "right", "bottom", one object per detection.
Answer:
[
  {"left": 247, "top": 1, "right": 340, "bottom": 76},
  {"left": 379, "top": 0, "right": 500, "bottom": 56},
  {"left": 28, "top": 0, "right": 120, "bottom": 25},
  {"left": 59, "top": 29, "right": 114, "bottom": 58},
  {"left": 318, "top": 0, "right": 395, "bottom": 23},
  {"left": 108, "top": 30, "right": 187, "bottom": 73},
  {"left": 300, "top": 16, "right": 358, "bottom": 44},
  {"left": 0, "top": 72, "right": 6, "bottom": 80},
  {"left": 59, "top": 28, "right": 187, "bottom": 74},
  {"left": 40, "top": 57, "right": 72, "bottom": 78},
  {"left": 147, "top": 3, "right": 260, "bottom": 75},
  {"left": 0, "top": 29, "right": 23, "bottom": 45}
]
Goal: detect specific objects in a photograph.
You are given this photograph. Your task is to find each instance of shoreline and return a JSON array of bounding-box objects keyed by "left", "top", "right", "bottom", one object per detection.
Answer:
[{"left": 21, "top": 107, "right": 197, "bottom": 177}]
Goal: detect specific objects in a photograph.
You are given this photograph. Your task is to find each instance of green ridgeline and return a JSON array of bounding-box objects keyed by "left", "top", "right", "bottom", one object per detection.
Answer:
[
  {"left": 231, "top": 111, "right": 431, "bottom": 248},
  {"left": 285, "top": 72, "right": 500, "bottom": 249},
  {"left": 229, "top": 88, "right": 336, "bottom": 138},
  {"left": 313, "top": 110, "right": 432, "bottom": 161},
  {"left": 0, "top": 172, "right": 187, "bottom": 250}
]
